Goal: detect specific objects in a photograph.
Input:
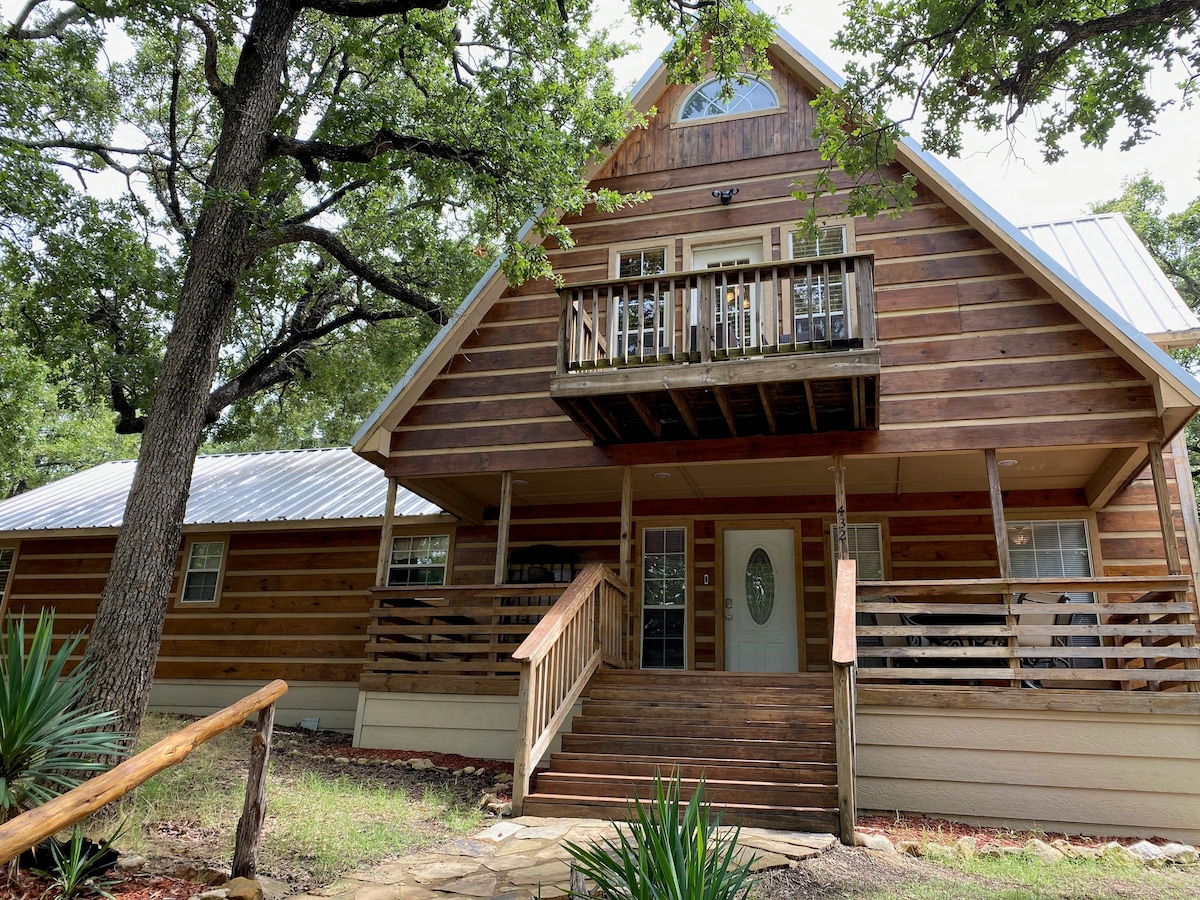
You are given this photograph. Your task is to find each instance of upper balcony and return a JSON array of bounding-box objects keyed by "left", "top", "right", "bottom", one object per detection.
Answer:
[{"left": 549, "top": 253, "right": 880, "bottom": 443}]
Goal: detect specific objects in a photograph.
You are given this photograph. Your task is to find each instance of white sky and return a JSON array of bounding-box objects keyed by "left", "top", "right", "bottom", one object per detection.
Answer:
[{"left": 600, "top": 1, "right": 1200, "bottom": 225}]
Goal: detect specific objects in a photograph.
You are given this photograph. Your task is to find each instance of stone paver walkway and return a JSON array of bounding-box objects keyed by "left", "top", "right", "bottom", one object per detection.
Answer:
[{"left": 287, "top": 817, "right": 837, "bottom": 900}]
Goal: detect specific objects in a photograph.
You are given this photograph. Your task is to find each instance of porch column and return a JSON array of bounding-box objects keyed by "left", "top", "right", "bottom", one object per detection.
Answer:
[
  {"left": 494, "top": 471, "right": 515, "bottom": 585},
  {"left": 374, "top": 477, "right": 399, "bottom": 587},
  {"left": 1147, "top": 442, "right": 1200, "bottom": 689},
  {"left": 619, "top": 466, "right": 634, "bottom": 665},
  {"left": 832, "top": 455, "right": 848, "bottom": 560},
  {"left": 984, "top": 450, "right": 1012, "bottom": 579}
]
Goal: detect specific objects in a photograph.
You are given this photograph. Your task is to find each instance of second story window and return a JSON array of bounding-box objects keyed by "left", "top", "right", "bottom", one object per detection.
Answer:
[
  {"left": 615, "top": 248, "right": 669, "bottom": 358},
  {"left": 617, "top": 247, "right": 667, "bottom": 278},
  {"left": 679, "top": 77, "right": 779, "bottom": 122},
  {"left": 388, "top": 535, "right": 449, "bottom": 586},
  {"left": 791, "top": 225, "right": 849, "bottom": 345}
]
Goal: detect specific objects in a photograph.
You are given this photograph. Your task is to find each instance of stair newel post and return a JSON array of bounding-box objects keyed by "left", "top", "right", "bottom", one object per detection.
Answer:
[
  {"left": 832, "top": 557, "right": 858, "bottom": 845},
  {"left": 513, "top": 657, "right": 535, "bottom": 815}
]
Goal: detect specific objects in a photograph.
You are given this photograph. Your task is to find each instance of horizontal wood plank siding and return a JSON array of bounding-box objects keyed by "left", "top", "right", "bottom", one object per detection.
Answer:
[
  {"left": 6, "top": 527, "right": 382, "bottom": 683},
  {"left": 383, "top": 60, "right": 1159, "bottom": 477}
]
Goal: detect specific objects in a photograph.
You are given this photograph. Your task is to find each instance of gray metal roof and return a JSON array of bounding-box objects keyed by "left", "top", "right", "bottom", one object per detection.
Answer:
[
  {"left": 1020, "top": 214, "right": 1200, "bottom": 344},
  {"left": 0, "top": 447, "right": 441, "bottom": 534}
]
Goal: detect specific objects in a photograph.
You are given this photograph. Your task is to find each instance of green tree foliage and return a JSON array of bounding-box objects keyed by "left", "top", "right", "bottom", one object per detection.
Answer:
[
  {"left": 0, "top": 0, "right": 774, "bottom": 736},
  {"left": 802, "top": 0, "right": 1200, "bottom": 221},
  {"left": 1093, "top": 174, "right": 1200, "bottom": 486}
]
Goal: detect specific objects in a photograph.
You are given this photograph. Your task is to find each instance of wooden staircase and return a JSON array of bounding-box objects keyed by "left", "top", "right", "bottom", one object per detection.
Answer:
[{"left": 521, "top": 669, "right": 840, "bottom": 832}]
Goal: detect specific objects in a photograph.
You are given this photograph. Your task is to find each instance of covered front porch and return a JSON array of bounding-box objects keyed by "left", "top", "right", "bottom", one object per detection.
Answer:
[{"left": 356, "top": 440, "right": 1200, "bottom": 840}]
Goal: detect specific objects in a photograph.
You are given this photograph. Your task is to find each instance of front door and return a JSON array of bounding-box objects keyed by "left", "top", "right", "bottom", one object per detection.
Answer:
[{"left": 723, "top": 529, "right": 798, "bottom": 672}]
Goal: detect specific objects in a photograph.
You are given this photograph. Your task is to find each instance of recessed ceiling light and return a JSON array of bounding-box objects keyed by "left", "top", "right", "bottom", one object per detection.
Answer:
[
  {"left": 512, "top": 479, "right": 528, "bottom": 486},
  {"left": 998, "top": 459, "right": 1018, "bottom": 467},
  {"left": 653, "top": 472, "right": 671, "bottom": 479}
]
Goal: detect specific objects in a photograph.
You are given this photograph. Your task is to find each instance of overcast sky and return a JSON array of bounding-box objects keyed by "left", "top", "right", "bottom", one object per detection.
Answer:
[{"left": 601, "top": 1, "right": 1200, "bottom": 225}]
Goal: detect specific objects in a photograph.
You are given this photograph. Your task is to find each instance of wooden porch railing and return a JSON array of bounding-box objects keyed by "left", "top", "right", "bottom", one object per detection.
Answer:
[
  {"left": 559, "top": 254, "right": 875, "bottom": 372},
  {"left": 831, "top": 558, "right": 857, "bottom": 845},
  {"left": 0, "top": 680, "right": 287, "bottom": 876},
  {"left": 510, "top": 563, "right": 628, "bottom": 813},
  {"left": 363, "top": 583, "right": 569, "bottom": 689},
  {"left": 855, "top": 577, "right": 1200, "bottom": 690}
]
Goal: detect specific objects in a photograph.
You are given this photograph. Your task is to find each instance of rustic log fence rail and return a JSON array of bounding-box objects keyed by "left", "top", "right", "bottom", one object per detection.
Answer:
[
  {"left": 0, "top": 679, "right": 287, "bottom": 877},
  {"left": 855, "top": 577, "right": 1200, "bottom": 689},
  {"left": 510, "top": 563, "right": 628, "bottom": 814},
  {"left": 560, "top": 254, "right": 876, "bottom": 371},
  {"left": 831, "top": 558, "right": 858, "bottom": 846}
]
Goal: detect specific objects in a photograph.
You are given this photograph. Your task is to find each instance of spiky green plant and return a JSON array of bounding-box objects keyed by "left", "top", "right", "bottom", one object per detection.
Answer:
[
  {"left": 30, "top": 824, "right": 123, "bottom": 899},
  {"left": 563, "top": 771, "right": 756, "bottom": 900},
  {"left": 0, "top": 611, "right": 128, "bottom": 823}
]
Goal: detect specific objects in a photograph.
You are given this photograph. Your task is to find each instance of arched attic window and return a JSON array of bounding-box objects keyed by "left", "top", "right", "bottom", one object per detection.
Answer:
[{"left": 678, "top": 76, "right": 780, "bottom": 122}]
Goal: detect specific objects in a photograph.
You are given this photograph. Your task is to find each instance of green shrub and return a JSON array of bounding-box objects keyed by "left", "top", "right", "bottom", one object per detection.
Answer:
[
  {"left": 564, "top": 771, "right": 756, "bottom": 900},
  {"left": 0, "top": 610, "right": 128, "bottom": 823}
]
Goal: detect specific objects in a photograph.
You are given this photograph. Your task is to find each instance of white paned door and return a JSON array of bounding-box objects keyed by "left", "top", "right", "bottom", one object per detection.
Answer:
[{"left": 724, "top": 529, "right": 799, "bottom": 672}]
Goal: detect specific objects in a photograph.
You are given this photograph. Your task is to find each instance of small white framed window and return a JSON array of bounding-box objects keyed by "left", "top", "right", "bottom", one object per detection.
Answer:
[
  {"left": 641, "top": 526, "right": 687, "bottom": 669},
  {"left": 678, "top": 76, "right": 779, "bottom": 122},
  {"left": 843, "top": 524, "right": 885, "bottom": 582},
  {"left": 388, "top": 534, "right": 450, "bottom": 586},
  {"left": 179, "top": 538, "right": 226, "bottom": 606},
  {"left": 790, "top": 225, "right": 848, "bottom": 260}
]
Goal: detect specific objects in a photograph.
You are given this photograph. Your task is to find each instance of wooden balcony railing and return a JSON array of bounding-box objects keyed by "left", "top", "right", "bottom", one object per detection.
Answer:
[
  {"left": 511, "top": 563, "right": 628, "bottom": 813},
  {"left": 362, "top": 583, "right": 569, "bottom": 692},
  {"left": 855, "top": 577, "right": 1200, "bottom": 690},
  {"left": 558, "top": 254, "right": 875, "bottom": 373}
]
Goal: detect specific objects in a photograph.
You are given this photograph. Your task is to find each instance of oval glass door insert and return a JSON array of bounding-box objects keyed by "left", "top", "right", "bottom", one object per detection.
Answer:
[{"left": 745, "top": 547, "right": 775, "bottom": 625}]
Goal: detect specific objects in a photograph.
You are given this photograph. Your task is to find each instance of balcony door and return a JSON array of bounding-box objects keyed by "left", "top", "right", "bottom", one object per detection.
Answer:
[
  {"left": 723, "top": 529, "right": 798, "bottom": 672},
  {"left": 691, "top": 242, "right": 765, "bottom": 352}
]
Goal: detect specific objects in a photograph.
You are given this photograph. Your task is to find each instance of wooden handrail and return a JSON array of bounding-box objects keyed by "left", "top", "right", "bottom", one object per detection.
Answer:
[
  {"left": 511, "top": 564, "right": 628, "bottom": 813},
  {"left": 831, "top": 558, "right": 857, "bottom": 845},
  {"left": 857, "top": 576, "right": 1192, "bottom": 597},
  {"left": 0, "top": 680, "right": 287, "bottom": 875}
]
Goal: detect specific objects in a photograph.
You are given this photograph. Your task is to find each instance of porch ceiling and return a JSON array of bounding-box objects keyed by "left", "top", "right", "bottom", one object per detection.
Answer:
[{"left": 407, "top": 445, "right": 1121, "bottom": 515}]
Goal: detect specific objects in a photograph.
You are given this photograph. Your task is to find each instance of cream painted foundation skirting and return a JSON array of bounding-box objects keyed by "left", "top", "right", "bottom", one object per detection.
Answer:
[
  {"left": 354, "top": 691, "right": 581, "bottom": 763},
  {"left": 148, "top": 681, "right": 359, "bottom": 732},
  {"left": 857, "top": 698, "right": 1200, "bottom": 843}
]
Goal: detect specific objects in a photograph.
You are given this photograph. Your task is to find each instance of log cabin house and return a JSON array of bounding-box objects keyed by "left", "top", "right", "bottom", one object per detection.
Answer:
[
  {"left": 348, "top": 27, "right": 1200, "bottom": 842},
  {"left": 0, "top": 447, "right": 451, "bottom": 731}
]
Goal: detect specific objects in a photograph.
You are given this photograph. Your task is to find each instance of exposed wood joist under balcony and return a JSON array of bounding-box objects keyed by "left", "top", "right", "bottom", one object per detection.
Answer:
[{"left": 550, "top": 254, "right": 880, "bottom": 443}]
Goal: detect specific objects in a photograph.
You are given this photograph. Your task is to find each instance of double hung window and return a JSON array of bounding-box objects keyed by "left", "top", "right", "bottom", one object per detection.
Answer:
[
  {"left": 790, "top": 226, "right": 849, "bottom": 345},
  {"left": 180, "top": 540, "right": 225, "bottom": 605},
  {"left": 387, "top": 535, "right": 449, "bottom": 587}
]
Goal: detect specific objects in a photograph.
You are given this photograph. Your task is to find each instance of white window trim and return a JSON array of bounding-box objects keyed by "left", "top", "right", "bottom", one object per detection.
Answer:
[
  {"left": 387, "top": 533, "right": 451, "bottom": 587},
  {"left": 176, "top": 536, "right": 228, "bottom": 608},
  {"left": 788, "top": 220, "right": 856, "bottom": 260},
  {"left": 640, "top": 524, "right": 689, "bottom": 670},
  {"left": 673, "top": 74, "right": 784, "bottom": 127}
]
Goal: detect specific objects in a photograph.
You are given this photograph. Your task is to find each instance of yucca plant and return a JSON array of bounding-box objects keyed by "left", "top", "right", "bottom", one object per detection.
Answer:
[
  {"left": 30, "top": 823, "right": 123, "bottom": 899},
  {"left": 0, "top": 611, "right": 128, "bottom": 823},
  {"left": 563, "top": 771, "right": 756, "bottom": 900}
]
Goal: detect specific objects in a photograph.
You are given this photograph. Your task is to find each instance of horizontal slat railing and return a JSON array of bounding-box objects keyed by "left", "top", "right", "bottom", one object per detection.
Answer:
[
  {"left": 511, "top": 563, "right": 628, "bottom": 813},
  {"left": 856, "top": 577, "right": 1200, "bottom": 689},
  {"left": 560, "top": 255, "right": 875, "bottom": 371},
  {"left": 364, "top": 583, "right": 568, "bottom": 684}
]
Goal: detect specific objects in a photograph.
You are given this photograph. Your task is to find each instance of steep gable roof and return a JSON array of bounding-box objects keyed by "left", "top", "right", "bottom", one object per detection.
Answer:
[{"left": 353, "top": 23, "right": 1200, "bottom": 461}]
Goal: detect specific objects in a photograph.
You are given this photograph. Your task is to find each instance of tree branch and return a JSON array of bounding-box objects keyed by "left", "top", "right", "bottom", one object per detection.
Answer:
[
  {"left": 249, "top": 224, "right": 449, "bottom": 325},
  {"left": 293, "top": 0, "right": 451, "bottom": 18},
  {"left": 267, "top": 129, "right": 491, "bottom": 181},
  {"left": 185, "top": 14, "right": 232, "bottom": 107}
]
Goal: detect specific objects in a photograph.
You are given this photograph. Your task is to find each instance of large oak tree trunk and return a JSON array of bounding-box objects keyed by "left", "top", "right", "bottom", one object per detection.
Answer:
[{"left": 77, "top": 0, "right": 299, "bottom": 738}]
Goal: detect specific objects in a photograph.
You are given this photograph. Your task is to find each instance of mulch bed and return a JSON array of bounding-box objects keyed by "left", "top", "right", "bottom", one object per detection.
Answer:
[{"left": 0, "top": 870, "right": 208, "bottom": 900}]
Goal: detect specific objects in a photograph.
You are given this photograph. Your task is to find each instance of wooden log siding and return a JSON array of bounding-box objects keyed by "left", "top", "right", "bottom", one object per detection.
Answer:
[
  {"left": 385, "top": 61, "right": 1159, "bottom": 480},
  {"left": 5, "top": 527, "right": 380, "bottom": 683}
]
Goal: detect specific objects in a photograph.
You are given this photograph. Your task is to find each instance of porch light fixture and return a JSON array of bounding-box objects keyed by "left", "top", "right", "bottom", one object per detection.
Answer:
[
  {"left": 512, "top": 479, "right": 528, "bottom": 486},
  {"left": 653, "top": 471, "right": 671, "bottom": 478},
  {"left": 712, "top": 187, "right": 739, "bottom": 205},
  {"left": 998, "top": 458, "right": 1019, "bottom": 467}
]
